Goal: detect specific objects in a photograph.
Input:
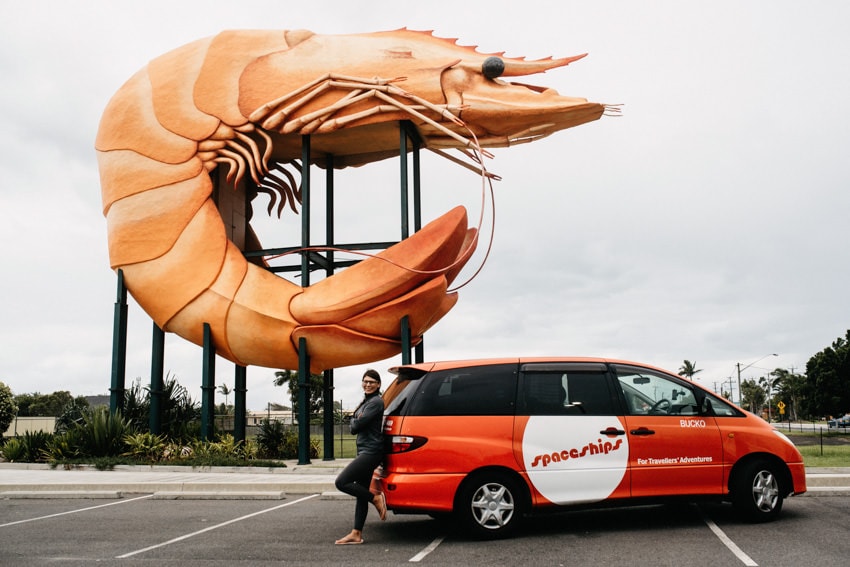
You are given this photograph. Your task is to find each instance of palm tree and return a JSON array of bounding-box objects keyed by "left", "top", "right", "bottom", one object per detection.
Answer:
[
  {"left": 741, "top": 379, "right": 766, "bottom": 414},
  {"left": 772, "top": 368, "right": 805, "bottom": 421},
  {"left": 678, "top": 360, "right": 703, "bottom": 380},
  {"left": 217, "top": 383, "right": 232, "bottom": 407},
  {"left": 273, "top": 370, "right": 295, "bottom": 388},
  {"left": 759, "top": 373, "right": 782, "bottom": 422},
  {"left": 273, "top": 370, "right": 325, "bottom": 422}
]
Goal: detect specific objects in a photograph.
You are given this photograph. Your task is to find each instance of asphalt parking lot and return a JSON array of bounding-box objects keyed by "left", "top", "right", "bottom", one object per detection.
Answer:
[{"left": 2, "top": 494, "right": 849, "bottom": 566}]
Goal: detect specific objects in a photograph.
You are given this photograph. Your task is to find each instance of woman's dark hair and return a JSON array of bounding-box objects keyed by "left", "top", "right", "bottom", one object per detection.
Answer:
[{"left": 363, "top": 369, "right": 381, "bottom": 384}]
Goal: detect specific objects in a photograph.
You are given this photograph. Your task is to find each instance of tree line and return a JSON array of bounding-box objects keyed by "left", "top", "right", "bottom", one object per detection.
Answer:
[{"left": 680, "top": 330, "right": 850, "bottom": 421}]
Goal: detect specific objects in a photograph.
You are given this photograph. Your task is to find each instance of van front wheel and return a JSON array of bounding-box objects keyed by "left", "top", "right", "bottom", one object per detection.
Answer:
[
  {"left": 731, "top": 459, "right": 784, "bottom": 522},
  {"left": 457, "top": 472, "right": 523, "bottom": 538}
]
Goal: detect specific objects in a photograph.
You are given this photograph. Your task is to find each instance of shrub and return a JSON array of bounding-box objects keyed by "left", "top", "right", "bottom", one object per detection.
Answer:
[
  {"left": 255, "top": 419, "right": 318, "bottom": 459},
  {"left": 239, "top": 438, "right": 259, "bottom": 460},
  {"left": 4, "top": 431, "right": 53, "bottom": 462},
  {"left": 0, "top": 381, "right": 17, "bottom": 437},
  {"left": 162, "top": 441, "right": 194, "bottom": 461},
  {"left": 123, "top": 432, "right": 167, "bottom": 462},
  {"left": 255, "top": 419, "right": 287, "bottom": 458},
  {"left": 122, "top": 380, "right": 150, "bottom": 432},
  {"left": 74, "top": 407, "right": 132, "bottom": 458},
  {"left": 1, "top": 437, "right": 26, "bottom": 462},
  {"left": 122, "top": 374, "right": 201, "bottom": 440},
  {"left": 54, "top": 397, "right": 91, "bottom": 434},
  {"left": 46, "top": 428, "right": 84, "bottom": 461}
]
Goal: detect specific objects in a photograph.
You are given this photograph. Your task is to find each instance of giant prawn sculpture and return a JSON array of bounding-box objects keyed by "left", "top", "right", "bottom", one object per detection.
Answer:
[{"left": 96, "top": 29, "right": 609, "bottom": 373}]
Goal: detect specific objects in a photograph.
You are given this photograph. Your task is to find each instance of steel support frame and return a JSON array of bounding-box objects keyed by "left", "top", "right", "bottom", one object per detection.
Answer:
[
  {"left": 292, "top": 121, "right": 423, "bottom": 461},
  {"left": 201, "top": 323, "right": 215, "bottom": 440},
  {"left": 109, "top": 269, "right": 127, "bottom": 414},
  {"left": 108, "top": 120, "right": 426, "bottom": 459},
  {"left": 149, "top": 323, "right": 164, "bottom": 434},
  {"left": 234, "top": 365, "right": 247, "bottom": 442}
]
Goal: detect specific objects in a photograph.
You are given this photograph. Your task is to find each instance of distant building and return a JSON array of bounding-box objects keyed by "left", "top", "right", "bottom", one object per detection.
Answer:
[
  {"left": 4, "top": 417, "right": 56, "bottom": 437},
  {"left": 246, "top": 409, "right": 294, "bottom": 426}
]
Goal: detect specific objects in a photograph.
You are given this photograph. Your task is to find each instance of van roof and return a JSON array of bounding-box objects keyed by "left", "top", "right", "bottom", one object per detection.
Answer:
[{"left": 388, "top": 357, "right": 672, "bottom": 375}]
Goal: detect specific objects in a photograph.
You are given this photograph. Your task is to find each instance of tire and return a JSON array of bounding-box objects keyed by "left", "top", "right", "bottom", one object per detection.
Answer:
[
  {"left": 456, "top": 472, "right": 524, "bottom": 539},
  {"left": 731, "top": 459, "right": 784, "bottom": 522}
]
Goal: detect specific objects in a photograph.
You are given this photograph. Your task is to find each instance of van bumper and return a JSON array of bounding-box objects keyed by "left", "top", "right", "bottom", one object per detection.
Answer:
[
  {"left": 790, "top": 462, "right": 807, "bottom": 495},
  {"left": 380, "top": 472, "right": 465, "bottom": 513}
]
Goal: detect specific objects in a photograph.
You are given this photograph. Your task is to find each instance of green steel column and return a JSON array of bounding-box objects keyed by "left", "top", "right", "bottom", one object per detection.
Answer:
[
  {"left": 109, "top": 269, "right": 128, "bottom": 414},
  {"left": 297, "top": 337, "right": 311, "bottom": 465},
  {"left": 325, "top": 154, "right": 335, "bottom": 271},
  {"left": 399, "top": 126, "right": 409, "bottom": 239},
  {"left": 412, "top": 131, "right": 424, "bottom": 364},
  {"left": 298, "top": 135, "right": 312, "bottom": 464},
  {"left": 301, "top": 134, "right": 311, "bottom": 286},
  {"left": 149, "top": 323, "right": 164, "bottom": 434},
  {"left": 234, "top": 365, "right": 247, "bottom": 442},
  {"left": 323, "top": 157, "right": 336, "bottom": 460},
  {"left": 323, "top": 369, "right": 335, "bottom": 460},
  {"left": 412, "top": 129, "right": 422, "bottom": 232},
  {"left": 401, "top": 315, "right": 411, "bottom": 365},
  {"left": 201, "top": 323, "right": 216, "bottom": 440}
]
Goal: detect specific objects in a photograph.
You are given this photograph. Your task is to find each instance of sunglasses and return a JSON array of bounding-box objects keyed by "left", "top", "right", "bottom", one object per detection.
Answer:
[{"left": 362, "top": 379, "right": 379, "bottom": 385}]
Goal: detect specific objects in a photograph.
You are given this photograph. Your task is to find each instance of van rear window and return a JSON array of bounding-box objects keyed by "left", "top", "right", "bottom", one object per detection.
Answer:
[
  {"left": 383, "top": 368, "right": 427, "bottom": 417},
  {"left": 405, "top": 364, "right": 517, "bottom": 416}
]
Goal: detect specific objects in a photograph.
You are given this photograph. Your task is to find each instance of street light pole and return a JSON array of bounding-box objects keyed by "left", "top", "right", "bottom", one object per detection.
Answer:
[
  {"left": 765, "top": 375, "right": 772, "bottom": 422},
  {"left": 736, "top": 353, "right": 778, "bottom": 406}
]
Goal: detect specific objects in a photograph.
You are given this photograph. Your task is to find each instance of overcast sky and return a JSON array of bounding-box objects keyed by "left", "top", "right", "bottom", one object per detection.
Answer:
[{"left": 1, "top": 1, "right": 848, "bottom": 412}]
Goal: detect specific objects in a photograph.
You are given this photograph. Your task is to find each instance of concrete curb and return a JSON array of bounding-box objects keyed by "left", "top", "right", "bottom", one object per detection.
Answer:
[
  {"left": 0, "top": 463, "right": 847, "bottom": 500},
  {"left": 0, "top": 489, "right": 353, "bottom": 501},
  {"left": 0, "top": 460, "right": 348, "bottom": 474}
]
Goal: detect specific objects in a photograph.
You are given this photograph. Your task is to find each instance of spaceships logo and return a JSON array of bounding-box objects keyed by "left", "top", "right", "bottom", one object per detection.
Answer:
[{"left": 530, "top": 437, "right": 624, "bottom": 468}]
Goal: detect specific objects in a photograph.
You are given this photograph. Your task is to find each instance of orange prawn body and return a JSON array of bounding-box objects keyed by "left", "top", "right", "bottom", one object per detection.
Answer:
[{"left": 95, "top": 28, "right": 606, "bottom": 372}]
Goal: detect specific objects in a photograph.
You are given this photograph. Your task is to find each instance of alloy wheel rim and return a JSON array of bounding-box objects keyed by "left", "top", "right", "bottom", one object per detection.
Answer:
[
  {"left": 470, "top": 482, "right": 515, "bottom": 529},
  {"left": 752, "top": 470, "right": 779, "bottom": 512}
]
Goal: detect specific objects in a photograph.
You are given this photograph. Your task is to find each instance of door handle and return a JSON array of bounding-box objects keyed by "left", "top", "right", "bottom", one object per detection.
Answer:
[
  {"left": 600, "top": 428, "right": 626, "bottom": 436},
  {"left": 630, "top": 428, "right": 656, "bottom": 436}
]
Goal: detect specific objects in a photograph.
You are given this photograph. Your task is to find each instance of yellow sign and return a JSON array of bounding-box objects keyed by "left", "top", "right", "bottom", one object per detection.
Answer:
[{"left": 777, "top": 401, "right": 786, "bottom": 414}]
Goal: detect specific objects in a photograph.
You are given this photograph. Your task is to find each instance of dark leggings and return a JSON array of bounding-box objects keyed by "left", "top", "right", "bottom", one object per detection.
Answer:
[{"left": 335, "top": 451, "right": 383, "bottom": 530}]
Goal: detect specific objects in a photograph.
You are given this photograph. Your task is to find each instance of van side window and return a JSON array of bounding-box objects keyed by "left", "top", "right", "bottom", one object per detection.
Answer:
[
  {"left": 406, "top": 364, "right": 517, "bottom": 416},
  {"left": 701, "top": 392, "right": 744, "bottom": 417},
  {"left": 613, "top": 365, "right": 700, "bottom": 416},
  {"left": 520, "top": 371, "right": 615, "bottom": 415}
]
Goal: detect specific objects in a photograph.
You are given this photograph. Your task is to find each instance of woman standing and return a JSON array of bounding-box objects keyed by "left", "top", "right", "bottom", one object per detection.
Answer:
[{"left": 334, "top": 369, "right": 387, "bottom": 545}]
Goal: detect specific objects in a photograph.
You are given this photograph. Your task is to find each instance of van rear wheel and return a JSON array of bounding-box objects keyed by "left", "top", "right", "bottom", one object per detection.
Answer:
[{"left": 457, "top": 472, "right": 523, "bottom": 538}]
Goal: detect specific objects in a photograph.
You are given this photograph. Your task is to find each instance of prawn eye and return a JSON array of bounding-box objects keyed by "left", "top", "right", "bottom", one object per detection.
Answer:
[{"left": 482, "top": 56, "right": 505, "bottom": 79}]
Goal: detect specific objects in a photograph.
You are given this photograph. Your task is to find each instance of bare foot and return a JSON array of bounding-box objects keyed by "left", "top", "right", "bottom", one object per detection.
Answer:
[{"left": 334, "top": 530, "right": 364, "bottom": 545}]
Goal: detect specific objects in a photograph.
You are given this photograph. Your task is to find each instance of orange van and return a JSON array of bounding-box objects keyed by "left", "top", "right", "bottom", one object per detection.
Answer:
[{"left": 379, "top": 357, "right": 806, "bottom": 538}]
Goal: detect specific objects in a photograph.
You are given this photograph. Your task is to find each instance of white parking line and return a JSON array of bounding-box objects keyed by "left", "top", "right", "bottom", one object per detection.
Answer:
[
  {"left": 115, "top": 494, "right": 319, "bottom": 559},
  {"left": 0, "top": 494, "right": 154, "bottom": 528},
  {"left": 409, "top": 535, "right": 445, "bottom": 562},
  {"left": 697, "top": 509, "right": 758, "bottom": 566}
]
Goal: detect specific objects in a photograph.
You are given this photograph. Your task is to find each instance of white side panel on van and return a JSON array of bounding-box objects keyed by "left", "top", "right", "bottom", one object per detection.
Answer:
[{"left": 521, "top": 415, "right": 629, "bottom": 504}]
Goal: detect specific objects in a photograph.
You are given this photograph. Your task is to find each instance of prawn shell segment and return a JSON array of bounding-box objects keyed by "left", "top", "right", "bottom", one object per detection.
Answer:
[
  {"left": 95, "top": 68, "right": 198, "bottom": 165},
  {"left": 118, "top": 198, "right": 228, "bottom": 328},
  {"left": 290, "top": 205, "right": 470, "bottom": 324}
]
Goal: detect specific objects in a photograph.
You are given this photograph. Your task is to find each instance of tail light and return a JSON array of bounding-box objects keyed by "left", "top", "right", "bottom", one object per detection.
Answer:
[{"left": 389, "top": 435, "right": 427, "bottom": 453}]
